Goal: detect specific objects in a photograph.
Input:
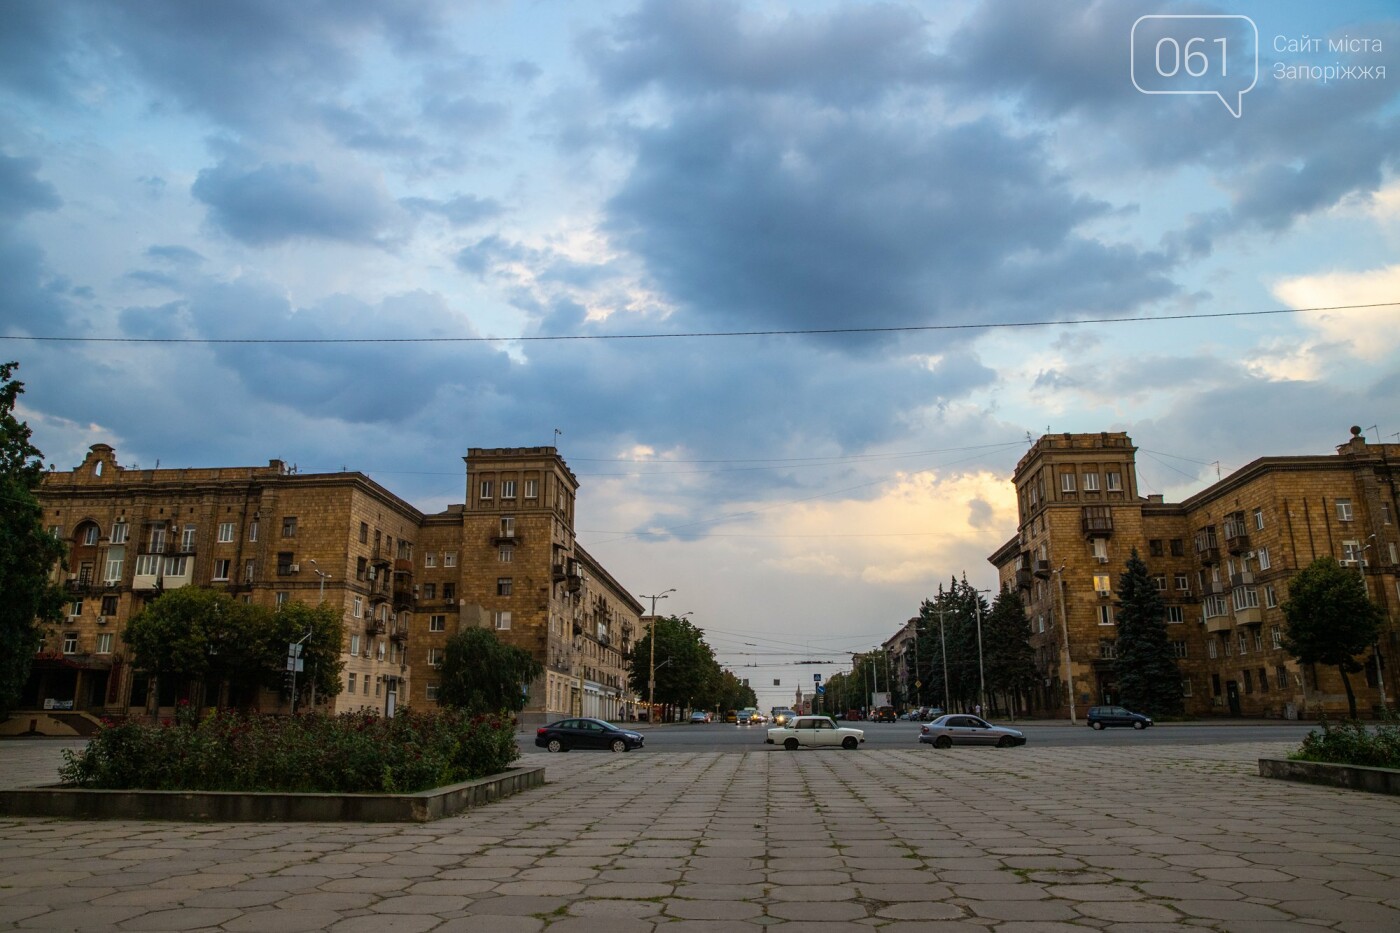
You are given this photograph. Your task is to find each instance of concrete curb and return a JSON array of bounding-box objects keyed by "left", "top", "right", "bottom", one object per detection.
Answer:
[
  {"left": 1258, "top": 757, "right": 1400, "bottom": 795},
  {"left": 0, "top": 765, "right": 545, "bottom": 822}
]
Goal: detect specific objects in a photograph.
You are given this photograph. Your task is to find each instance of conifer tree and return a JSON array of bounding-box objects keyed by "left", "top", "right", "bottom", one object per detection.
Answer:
[{"left": 1113, "top": 549, "right": 1184, "bottom": 715}]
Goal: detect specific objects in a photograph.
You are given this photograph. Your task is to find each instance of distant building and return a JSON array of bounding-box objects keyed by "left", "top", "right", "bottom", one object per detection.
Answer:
[
  {"left": 988, "top": 427, "right": 1399, "bottom": 719},
  {"left": 19, "top": 443, "right": 637, "bottom": 732}
]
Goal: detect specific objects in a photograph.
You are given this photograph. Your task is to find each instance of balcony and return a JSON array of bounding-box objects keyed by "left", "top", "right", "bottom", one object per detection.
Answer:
[
  {"left": 1081, "top": 507, "right": 1113, "bottom": 538},
  {"left": 389, "top": 622, "right": 409, "bottom": 643},
  {"left": 552, "top": 563, "right": 567, "bottom": 582},
  {"left": 491, "top": 530, "right": 520, "bottom": 546},
  {"left": 365, "top": 619, "right": 386, "bottom": 636},
  {"left": 1225, "top": 530, "right": 1251, "bottom": 554},
  {"left": 394, "top": 558, "right": 413, "bottom": 574},
  {"left": 1234, "top": 606, "right": 1262, "bottom": 626},
  {"left": 1205, "top": 616, "right": 1233, "bottom": 634},
  {"left": 1197, "top": 545, "right": 1221, "bottom": 566},
  {"left": 1015, "top": 568, "right": 1034, "bottom": 590},
  {"left": 1033, "top": 560, "right": 1052, "bottom": 579},
  {"left": 1230, "top": 571, "right": 1254, "bottom": 588},
  {"left": 392, "top": 585, "right": 415, "bottom": 612}
]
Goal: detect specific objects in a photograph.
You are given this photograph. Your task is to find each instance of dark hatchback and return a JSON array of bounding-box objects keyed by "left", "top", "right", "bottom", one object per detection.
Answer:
[
  {"left": 535, "top": 718, "right": 645, "bottom": 752},
  {"left": 1087, "top": 705, "right": 1153, "bottom": 729}
]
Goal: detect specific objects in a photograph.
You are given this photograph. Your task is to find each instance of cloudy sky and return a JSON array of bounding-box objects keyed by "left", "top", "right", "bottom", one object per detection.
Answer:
[{"left": 3, "top": 0, "right": 1398, "bottom": 709}]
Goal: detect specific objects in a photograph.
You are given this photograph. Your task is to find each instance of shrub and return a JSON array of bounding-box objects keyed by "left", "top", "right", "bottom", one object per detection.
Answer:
[
  {"left": 59, "top": 706, "right": 519, "bottom": 792},
  {"left": 1290, "top": 714, "right": 1400, "bottom": 770}
]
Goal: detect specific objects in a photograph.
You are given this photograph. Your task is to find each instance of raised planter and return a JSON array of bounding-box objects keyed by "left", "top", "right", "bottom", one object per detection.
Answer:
[
  {"left": 1259, "top": 758, "right": 1400, "bottom": 796},
  {"left": 0, "top": 765, "right": 544, "bottom": 822}
]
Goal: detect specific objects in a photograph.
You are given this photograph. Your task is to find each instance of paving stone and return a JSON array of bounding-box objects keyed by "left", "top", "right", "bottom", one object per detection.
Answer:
[{"left": 664, "top": 899, "right": 767, "bottom": 920}]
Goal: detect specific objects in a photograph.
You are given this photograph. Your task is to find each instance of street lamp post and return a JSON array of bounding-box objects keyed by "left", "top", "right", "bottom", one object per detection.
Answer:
[
  {"left": 1053, "top": 565, "right": 1076, "bottom": 724},
  {"left": 639, "top": 589, "right": 675, "bottom": 723},
  {"left": 973, "top": 588, "right": 991, "bottom": 716},
  {"left": 307, "top": 558, "right": 330, "bottom": 604},
  {"left": 939, "top": 608, "right": 950, "bottom": 713},
  {"left": 1359, "top": 538, "right": 1387, "bottom": 710}
]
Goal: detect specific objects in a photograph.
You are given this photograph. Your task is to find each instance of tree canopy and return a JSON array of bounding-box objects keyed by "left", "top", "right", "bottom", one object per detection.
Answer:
[
  {"left": 1283, "top": 556, "right": 1383, "bottom": 719},
  {"left": 1113, "top": 549, "right": 1184, "bottom": 716},
  {"left": 628, "top": 615, "right": 754, "bottom": 715},
  {"left": 437, "top": 626, "right": 543, "bottom": 715},
  {"left": 0, "top": 362, "right": 65, "bottom": 714}
]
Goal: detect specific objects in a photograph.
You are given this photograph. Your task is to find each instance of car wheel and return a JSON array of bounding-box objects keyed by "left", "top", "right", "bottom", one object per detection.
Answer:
[
  {"left": 1133, "top": 720, "right": 1146, "bottom": 730},
  {"left": 1091, "top": 721, "right": 1105, "bottom": 730},
  {"left": 784, "top": 738, "right": 800, "bottom": 751},
  {"left": 546, "top": 738, "right": 565, "bottom": 753},
  {"left": 997, "top": 735, "right": 1015, "bottom": 748},
  {"left": 933, "top": 735, "right": 952, "bottom": 749},
  {"left": 842, "top": 736, "right": 858, "bottom": 750},
  {"left": 611, "top": 739, "right": 628, "bottom": 752}
]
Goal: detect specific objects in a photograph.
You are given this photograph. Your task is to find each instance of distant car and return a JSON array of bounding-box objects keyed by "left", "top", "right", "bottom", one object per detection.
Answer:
[
  {"left": 536, "top": 718, "right": 645, "bottom": 753},
  {"left": 724, "top": 710, "right": 738, "bottom": 723},
  {"left": 771, "top": 708, "right": 797, "bottom": 726},
  {"left": 736, "top": 711, "right": 753, "bottom": 725},
  {"left": 689, "top": 711, "right": 711, "bottom": 723},
  {"left": 918, "top": 714, "right": 1026, "bottom": 749},
  {"left": 845, "top": 709, "right": 864, "bottom": 721},
  {"left": 919, "top": 707, "right": 945, "bottom": 721},
  {"left": 1087, "top": 706, "right": 1153, "bottom": 730},
  {"left": 766, "top": 715, "right": 865, "bottom": 751},
  {"left": 871, "top": 706, "right": 897, "bottom": 722}
]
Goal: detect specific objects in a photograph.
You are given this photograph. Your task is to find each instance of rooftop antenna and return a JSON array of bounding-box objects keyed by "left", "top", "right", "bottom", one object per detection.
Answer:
[
  {"left": 1025, "top": 431, "right": 1033, "bottom": 446},
  {"left": 1210, "top": 460, "right": 1221, "bottom": 480},
  {"left": 1364, "top": 424, "right": 1378, "bottom": 443},
  {"left": 553, "top": 428, "right": 562, "bottom": 449}
]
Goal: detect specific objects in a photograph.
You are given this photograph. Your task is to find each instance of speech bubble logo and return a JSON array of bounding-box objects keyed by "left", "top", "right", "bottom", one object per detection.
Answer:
[{"left": 1131, "top": 15, "right": 1258, "bottom": 118}]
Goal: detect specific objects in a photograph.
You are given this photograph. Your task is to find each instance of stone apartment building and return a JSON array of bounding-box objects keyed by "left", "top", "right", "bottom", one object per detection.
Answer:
[
  {"left": 21, "top": 443, "right": 637, "bottom": 730},
  {"left": 988, "top": 427, "right": 1399, "bottom": 719}
]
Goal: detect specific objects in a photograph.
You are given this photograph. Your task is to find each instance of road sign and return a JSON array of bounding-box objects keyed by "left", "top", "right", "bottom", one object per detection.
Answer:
[
  {"left": 816, "top": 684, "right": 825, "bottom": 694},
  {"left": 288, "top": 643, "right": 303, "bottom": 657},
  {"left": 813, "top": 673, "right": 822, "bottom": 682},
  {"left": 285, "top": 658, "right": 304, "bottom": 672},
  {"left": 915, "top": 680, "right": 922, "bottom": 689}
]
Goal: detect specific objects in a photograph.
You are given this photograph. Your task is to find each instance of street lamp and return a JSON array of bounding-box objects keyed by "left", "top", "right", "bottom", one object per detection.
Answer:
[
  {"left": 1359, "top": 537, "right": 1387, "bottom": 710},
  {"left": 307, "top": 558, "right": 330, "bottom": 604},
  {"left": 973, "top": 587, "right": 992, "bottom": 716},
  {"left": 639, "top": 589, "right": 675, "bottom": 722},
  {"left": 1052, "top": 565, "right": 1076, "bottom": 724}
]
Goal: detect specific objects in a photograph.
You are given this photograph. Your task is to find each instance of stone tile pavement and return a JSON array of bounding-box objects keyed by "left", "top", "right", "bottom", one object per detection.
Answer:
[{"left": 3, "top": 737, "right": 1400, "bottom": 931}]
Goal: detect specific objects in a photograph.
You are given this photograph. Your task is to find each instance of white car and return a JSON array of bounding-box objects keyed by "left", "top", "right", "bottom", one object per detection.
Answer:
[{"left": 765, "top": 715, "right": 865, "bottom": 751}]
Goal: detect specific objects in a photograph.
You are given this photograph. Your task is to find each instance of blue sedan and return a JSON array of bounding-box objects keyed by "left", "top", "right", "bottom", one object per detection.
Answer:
[{"left": 535, "top": 718, "right": 645, "bottom": 753}]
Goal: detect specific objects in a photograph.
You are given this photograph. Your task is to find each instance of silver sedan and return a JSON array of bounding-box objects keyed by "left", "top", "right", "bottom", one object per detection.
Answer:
[{"left": 918, "top": 714, "right": 1026, "bottom": 749}]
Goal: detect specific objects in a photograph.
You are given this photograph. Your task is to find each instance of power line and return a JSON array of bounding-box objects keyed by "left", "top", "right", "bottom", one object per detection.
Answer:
[{"left": 2, "top": 301, "right": 1393, "bottom": 345}]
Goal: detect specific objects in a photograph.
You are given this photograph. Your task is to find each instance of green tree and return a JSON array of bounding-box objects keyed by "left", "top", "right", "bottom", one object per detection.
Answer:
[
  {"left": 984, "top": 586, "right": 1038, "bottom": 717},
  {"left": 628, "top": 614, "right": 714, "bottom": 714},
  {"left": 0, "top": 362, "right": 66, "bottom": 714},
  {"left": 438, "top": 627, "right": 543, "bottom": 715},
  {"left": 266, "top": 600, "right": 344, "bottom": 706},
  {"left": 1283, "top": 556, "right": 1384, "bottom": 719},
  {"left": 1113, "top": 549, "right": 1184, "bottom": 716}
]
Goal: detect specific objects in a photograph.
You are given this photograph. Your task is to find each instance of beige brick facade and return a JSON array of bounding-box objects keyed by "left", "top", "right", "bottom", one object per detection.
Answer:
[
  {"left": 989, "top": 428, "right": 1400, "bottom": 719},
  {"left": 28, "top": 444, "right": 638, "bottom": 726}
]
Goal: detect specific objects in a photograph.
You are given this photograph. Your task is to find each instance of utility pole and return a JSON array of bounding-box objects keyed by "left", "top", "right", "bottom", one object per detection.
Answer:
[
  {"left": 639, "top": 589, "right": 675, "bottom": 723},
  {"left": 1054, "top": 565, "right": 1077, "bottom": 724},
  {"left": 939, "top": 608, "right": 950, "bottom": 713}
]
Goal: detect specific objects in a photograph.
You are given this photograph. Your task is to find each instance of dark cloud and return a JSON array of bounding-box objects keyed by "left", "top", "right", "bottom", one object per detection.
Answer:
[
  {"left": 0, "top": 152, "right": 61, "bottom": 218},
  {"left": 145, "top": 245, "right": 204, "bottom": 266},
  {"left": 0, "top": 235, "right": 76, "bottom": 334},
  {"left": 191, "top": 149, "right": 400, "bottom": 246},
  {"left": 0, "top": 3, "right": 78, "bottom": 101},
  {"left": 123, "top": 270, "right": 181, "bottom": 290},
  {"left": 317, "top": 104, "right": 426, "bottom": 156}
]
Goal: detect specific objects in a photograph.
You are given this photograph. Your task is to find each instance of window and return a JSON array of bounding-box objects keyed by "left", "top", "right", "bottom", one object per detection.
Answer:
[
  {"left": 1391, "top": 542, "right": 1399, "bottom": 566},
  {"left": 1181, "top": 678, "right": 1192, "bottom": 697},
  {"left": 1092, "top": 538, "right": 1108, "bottom": 561},
  {"left": 1096, "top": 605, "right": 1113, "bottom": 626},
  {"left": 500, "top": 516, "right": 515, "bottom": 538},
  {"left": 1232, "top": 587, "right": 1259, "bottom": 612},
  {"left": 68, "top": 599, "right": 83, "bottom": 617},
  {"left": 423, "top": 583, "right": 436, "bottom": 600},
  {"left": 426, "top": 683, "right": 440, "bottom": 702},
  {"left": 429, "top": 615, "right": 446, "bottom": 632},
  {"left": 1037, "top": 615, "right": 1045, "bottom": 633},
  {"left": 442, "top": 582, "right": 455, "bottom": 600},
  {"left": 1153, "top": 575, "right": 1167, "bottom": 591},
  {"left": 1257, "top": 547, "right": 1271, "bottom": 570},
  {"left": 376, "top": 641, "right": 386, "bottom": 661},
  {"left": 1253, "top": 628, "right": 1263, "bottom": 652},
  {"left": 277, "top": 552, "right": 295, "bottom": 575},
  {"left": 1106, "top": 471, "right": 1122, "bottom": 491},
  {"left": 1224, "top": 636, "right": 1233, "bottom": 656},
  {"left": 1237, "top": 631, "right": 1248, "bottom": 655},
  {"left": 149, "top": 526, "right": 166, "bottom": 552},
  {"left": 353, "top": 596, "right": 363, "bottom": 618},
  {"left": 217, "top": 522, "right": 234, "bottom": 543},
  {"left": 360, "top": 522, "right": 369, "bottom": 543},
  {"left": 1276, "top": 664, "right": 1289, "bottom": 689},
  {"left": 1166, "top": 606, "right": 1184, "bottom": 624},
  {"left": 1170, "top": 640, "right": 1187, "bottom": 658},
  {"left": 1204, "top": 594, "right": 1228, "bottom": 618},
  {"left": 495, "top": 611, "right": 512, "bottom": 630},
  {"left": 1175, "top": 573, "right": 1189, "bottom": 592},
  {"left": 1093, "top": 574, "right": 1111, "bottom": 595},
  {"left": 348, "top": 673, "right": 357, "bottom": 694},
  {"left": 1337, "top": 499, "right": 1353, "bottom": 522},
  {"left": 276, "top": 591, "right": 288, "bottom": 606},
  {"left": 444, "top": 551, "right": 457, "bottom": 568},
  {"left": 244, "top": 559, "right": 255, "bottom": 582},
  {"left": 63, "top": 632, "right": 79, "bottom": 654},
  {"left": 1244, "top": 669, "right": 1254, "bottom": 694},
  {"left": 1253, "top": 508, "right": 1265, "bottom": 530},
  {"left": 178, "top": 525, "right": 194, "bottom": 551},
  {"left": 101, "top": 595, "right": 117, "bottom": 615},
  {"left": 1342, "top": 540, "right": 1364, "bottom": 564},
  {"left": 1083, "top": 472, "right": 1099, "bottom": 491},
  {"left": 1271, "top": 624, "right": 1282, "bottom": 649},
  {"left": 1099, "top": 639, "right": 1117, "bottom": 659},
  {"left": 1258, "top": 667, "right": 1269, "bottom": 692},
  {"left": 524, "top": 479, "right": 539, "bottom": 499},
  {"left": 427, "top": 648, "right": 443, "bottom": 667},
  {"left": 497, "top": 578, "right": 512, "bottom": 596},
  {"left": 1208, "top": 639, "right": 1218, "bottom": 659},
  {"left": 502, "top": 479, "right": 517, "bottom": 499},
  {"left": 248, "top": 520, "right": 259, "bottom": 542},
  {"left": 499, "top": 546, "right": 513, "bottom": 563},
  {"left": 110, "top": 521, "right": 128, "bottom": 544},
  {"left": 163, "top": 556, "right": 189, "bottom": 578},
  {"left": 213, "top": 559, "right": 230, "bottom": 581},
  {"left": 104, "top": 549, "right": 124, "bottom": 585},
  {"left": 1170, "top": 538, "right": 1184, "bottom": 556},
  {"left": 135, "top": 554, "right": 159, "bottom": 576},
  {"left": 96, "top": 633, "right": 113, "bottom": 654},
  {"left": 364, "top": 677, "right": 370, "bottom": 695},
  {"left": 349, "top": 634, "right": 361, "bottom": 656},
  {"left": 425, "top": 552, "right": 436, "bottom": 568},
  {"left": 282, "top": 516, "right": 297, "bottom": 537},
  {"left": 1149, "top": 539, "right": 1164, "bottom": 557},
  {"left": 480, "top": 480, "right": 494, "bottom": 500},
  {"left": 1264, "top": 585, "right": 1278, "bottom": 608},
  {"left": 1061, "top": 472, "right": 1076, "bottom": 492},
  {"left": 82, "top": 524, "right": 100, "bottom": 546},
  {"left": 1212, "top": 673, "right": 1222, "bottom": 697}
]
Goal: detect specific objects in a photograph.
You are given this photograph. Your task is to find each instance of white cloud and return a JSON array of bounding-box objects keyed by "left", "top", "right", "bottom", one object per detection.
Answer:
[{"left": 1271, "top": 264, "right": 1400, "bottom": 362}]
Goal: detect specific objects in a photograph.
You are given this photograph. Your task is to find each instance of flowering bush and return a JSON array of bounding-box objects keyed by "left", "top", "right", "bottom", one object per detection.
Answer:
[
  {"left": 59, "top": 707, "right": 519, "bottom": 792},
  {"left": 1291, "top": 713, "right": 1400, "bottom": 770}
]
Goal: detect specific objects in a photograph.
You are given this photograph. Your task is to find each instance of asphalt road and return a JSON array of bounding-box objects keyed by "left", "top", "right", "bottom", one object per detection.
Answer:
[{"left": 521, "top": 718, "right": 1323, "bottom": 755}]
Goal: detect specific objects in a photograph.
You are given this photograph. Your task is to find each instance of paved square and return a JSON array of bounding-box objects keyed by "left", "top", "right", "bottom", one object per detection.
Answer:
[{"left": 3, "top": 739, "right": 1400, "bottom": 930}]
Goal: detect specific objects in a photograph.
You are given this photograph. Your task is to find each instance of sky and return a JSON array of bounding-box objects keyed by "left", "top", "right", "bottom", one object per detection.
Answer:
[{"left": 3, "top": 0, "right": 1398, "bottom": 711}]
